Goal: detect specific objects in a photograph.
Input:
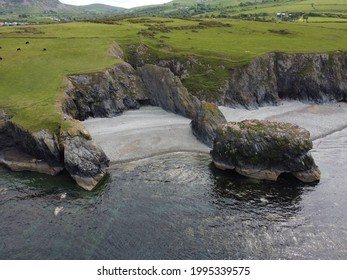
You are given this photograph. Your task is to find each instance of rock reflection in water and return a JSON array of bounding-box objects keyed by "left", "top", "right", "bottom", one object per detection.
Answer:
[{"left": 0, "top": 152, "right": 346, "bottom": 260}]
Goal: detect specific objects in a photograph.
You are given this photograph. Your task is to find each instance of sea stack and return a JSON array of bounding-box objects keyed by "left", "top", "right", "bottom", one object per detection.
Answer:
[{"left": 211, "top": 119, "right": 321, "bottom": 182}]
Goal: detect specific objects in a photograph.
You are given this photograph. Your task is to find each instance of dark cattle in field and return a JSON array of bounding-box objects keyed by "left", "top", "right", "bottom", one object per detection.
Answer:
[
  {"left": 0, "top": 57, "right": 2, "bottom": 60},
  {"left": 26, "top": 41, "right": 29, "bottom": 44},
  {"left": 17, "top": 48, "right": 21, "bottom": 51},
  {"left": 43, "top": 48, "right": 47, "bottom": 51}
]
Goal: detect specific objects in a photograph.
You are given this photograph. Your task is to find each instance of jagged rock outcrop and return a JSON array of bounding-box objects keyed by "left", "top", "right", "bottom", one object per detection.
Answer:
[
  {"left": 191, "top": 101, "right": 227, "bottom": 148},
  {"left": 211, "top": 120, "right": 321, "bottom": 182},
  {"left": 0, "top": 148, "right": 63, "bottom": 176},
  {"left": 0, "top": 121, "right": 63, "bottom": 175},
  {"left": 0, "top": 119, "right": 108, "bottom": 191},
  {"left": 276, "top": 52, "right": 347, "bottom": 102},
  {"left": 63, "top": 62, "right": 148, "bottom": 121},
  {"left": 225, "top": 53, "right": 279, "bottom": 109},
  {"left": 1, "top": 121, "right": 62, "bottom": 167},
  {"left": 60, "top": 121, "right": 109, "bottom": 191},
  {"left": 138, "top": 64, "right": 201, "bottom": 119},
  {"left": 224, "top": 52, "right": 347, "bottom": 108},
  {"left": 127, "top": 43, "right": 156, "bottom": 68},
  {"left": 157, "top": 59, "right": 190, "bottom": 78}
]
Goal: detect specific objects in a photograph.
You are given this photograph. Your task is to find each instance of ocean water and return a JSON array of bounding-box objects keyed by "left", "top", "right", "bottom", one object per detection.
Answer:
[
  {"left": 1, "top": 105, "right": 347, "bottom": 260},
  {"left": 1, "top": 143, "right": 347, "bottom": 259}
]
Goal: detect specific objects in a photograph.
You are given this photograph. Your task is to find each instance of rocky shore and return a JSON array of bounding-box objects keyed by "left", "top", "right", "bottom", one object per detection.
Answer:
[
  {"left": 210, "top": 120, "right": 320, "bottom": 182},
  {"left": 1, "top": 50, "right": 347, "bottom": 190}
]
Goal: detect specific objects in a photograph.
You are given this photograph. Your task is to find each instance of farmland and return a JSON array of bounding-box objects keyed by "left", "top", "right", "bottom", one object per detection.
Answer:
[{"left": 1, "top": 14, "right": 347, "bottom": 132}]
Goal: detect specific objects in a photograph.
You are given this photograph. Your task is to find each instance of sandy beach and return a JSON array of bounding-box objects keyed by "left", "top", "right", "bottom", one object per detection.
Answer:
[
  {"left": 220, "top": 101, "right": 347, "bottom": 140},
  {"left": 83, "top": 102, "right": 347, "bottom": 163},
  {"left": 83, "top": 106, "right": 209, "bottom": 163}
]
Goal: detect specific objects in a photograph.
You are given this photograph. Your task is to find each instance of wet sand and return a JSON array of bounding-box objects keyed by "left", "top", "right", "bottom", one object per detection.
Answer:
[
  {"left": 220, "top": 101, "right": 347, "bottom": 140},
  {"left": 83, "top": 102, "right": 347, "bottom": 163},
  {"left": 83, "top": 106, "right": 209, "bottom": 163}
]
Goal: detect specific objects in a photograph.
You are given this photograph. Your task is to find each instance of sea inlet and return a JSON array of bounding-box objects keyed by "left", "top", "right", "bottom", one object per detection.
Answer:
[{"left": 1, "top": 102, "right": 347, "bottom": 259}]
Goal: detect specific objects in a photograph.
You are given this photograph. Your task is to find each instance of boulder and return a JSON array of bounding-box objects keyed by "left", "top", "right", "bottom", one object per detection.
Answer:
[
  {"left": 211, "top": 120, "right": 320, "bottom": 182},
  {"left": 191, "top": 101, "right": 227, "bottom": 147}
]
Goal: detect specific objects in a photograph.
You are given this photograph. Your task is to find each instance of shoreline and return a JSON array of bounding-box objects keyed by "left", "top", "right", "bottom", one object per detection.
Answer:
[
  {"left": 83, "top": 102, "right": 347, "bottom": 165},
  {"left": 83, "top": 106, "right": 210, "bottom": 164},
  {"left": 220, "top": 101, "right": 347, "bottom": 140}
]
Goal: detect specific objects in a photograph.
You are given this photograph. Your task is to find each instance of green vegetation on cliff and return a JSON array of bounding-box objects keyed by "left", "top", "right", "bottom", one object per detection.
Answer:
[
  {"left": 1, "top": 15, "right": 347, "bottom": 132},
  {"left": 0, "top": 23, "right": 123, "bottom": 132}
]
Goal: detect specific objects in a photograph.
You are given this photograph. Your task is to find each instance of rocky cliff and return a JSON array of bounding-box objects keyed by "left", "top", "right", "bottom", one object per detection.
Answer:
[
  {"left": 224, "top": 52, "right": 347, "bottom": 108},
  {"left": 63, "top": 62, "right": 148, "bottom": 121},
  {"left": 138, "top": 64, "right": 201, "bottom": 119},
  {"left": 0, "top": 116, "right": 108, "bottom": 191},
  {"left": 126, "top": 45, "right": 347, "bottom": 108},
  {"left": 2, "top": 48, "right": 347, "bottom": 190}
]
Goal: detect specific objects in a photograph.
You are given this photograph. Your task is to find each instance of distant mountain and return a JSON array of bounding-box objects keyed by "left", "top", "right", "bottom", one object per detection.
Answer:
[
  {"left": 0, "top": 0, "right": 67, "bottom": 10},
  {"left": 80, "top": 3, "right": 126, "bottom": 14},
  {"left": 0, "top": 0, "right": 125, "bottom": 17}
]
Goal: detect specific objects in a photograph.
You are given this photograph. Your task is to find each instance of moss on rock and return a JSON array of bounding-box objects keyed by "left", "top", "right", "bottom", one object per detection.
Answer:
[{"left": 211, "top": 120, "right": 320, "bottom": 182}]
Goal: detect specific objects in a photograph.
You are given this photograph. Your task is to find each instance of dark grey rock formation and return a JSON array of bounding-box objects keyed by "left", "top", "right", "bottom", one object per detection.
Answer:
[
  {"left": 63, "top": 62, "right": 148, "bottom": 121},
  {"left": 127, "top": 43, "right": 155, "bottom": 68},
  {"left": 0, "top": 121, "right": 63, "bottom": 175},
  {"left": 211, "top": 120, "right": 321, "bottom": 182},
  {"left": 60, "top": 125, "right": 109, "bottom": 191},
  {"left": 225, "top": 53, "right": 279, "bottom": 109},
  {"left": 191, "top": 101, "right": 227, "bottom": 148},
  {"left": 157, "top": 59, "right": 190, "bottom": 78},
  {"left": 0, "top": 119, "right": 108, "bottom": 190},
  {"left": 1, "top": 121, "right": 62, "bottom": 167},
  {"left": 223, "top": 52, "right": 347, "bottom": 108},
  {"left": 0, "top": 148, "right": 63, "bottom": 176},
  {"left": 276, "top": 52, "right": 347, "bottom": 102},
  {"left": 138, "top": 64, "right": 201, "bottom": 119}
]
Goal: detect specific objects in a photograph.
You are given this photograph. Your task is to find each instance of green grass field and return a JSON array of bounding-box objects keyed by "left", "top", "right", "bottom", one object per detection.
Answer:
[
  {"left": 221, "top": 0, "right": 347, "bottom": 19},
  {"left": 1, "top": 15, "right": 347, "bottom": 132},
  {"left": 0, "top": 23, "right": 126, "bottom": 132}
]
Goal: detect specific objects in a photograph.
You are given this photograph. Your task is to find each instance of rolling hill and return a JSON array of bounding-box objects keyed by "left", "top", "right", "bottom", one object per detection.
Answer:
[
  {"left": 126, "top": 0, "right": 347, "bottom": 21},
  {"left": 0, "top": 0, "right": 125, "bottom": 21}
]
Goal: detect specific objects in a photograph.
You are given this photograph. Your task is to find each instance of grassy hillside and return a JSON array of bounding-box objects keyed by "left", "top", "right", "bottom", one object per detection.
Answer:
[
  {"left": 127, "top": 0, "right": 347, "bottom": 21},
  {"left": 0, "top": 0, "right": 125, "bottom": 22},
  {"left": 0, "top": 23, "right": 124, "bottom": 132},
  {"left": 1, "top": 16, "right": 347, "bottom": 132},
  {"left": 2, "top": 1, "right": 347, "bottom": 22}
]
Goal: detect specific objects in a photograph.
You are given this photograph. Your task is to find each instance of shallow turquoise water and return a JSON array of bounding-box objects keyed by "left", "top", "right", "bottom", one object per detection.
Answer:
[{"left": 1, "top": 151, "right": 346, "bottom": 260}]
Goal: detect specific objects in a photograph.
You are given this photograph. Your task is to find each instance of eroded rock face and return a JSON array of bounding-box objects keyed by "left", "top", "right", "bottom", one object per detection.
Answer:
[
  {"left": 191, "top": 101, "right": 227, "bottom": 148},
  {"left": 225, "top": 53, "right": 280, "bottom": 109},
  {"left": 0, "top": 121, "right": 63, "bottom": 171},
  {"left": 63, "top": 62, "right": 148, "bottom": 121},
  {"left": 211, "top": 120, "right": 321, "bottom": 182},
  {"left": 0, "top": 148, "right": 63, "bottom": 176},
  {"left": 139, "top": 64, "right": 201, "bottom": 119},
  {"left": 224, "top": 52, "right": 347, "bottom": 108},
  {"left": 276, "top": 52, "right": 347, "bottom": 102},
  {"left": 0, "top": 119, "right": 109, "bottom": 191},
  {"left": 60, "top": 121, "right": 109, "bottom": 191}
]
